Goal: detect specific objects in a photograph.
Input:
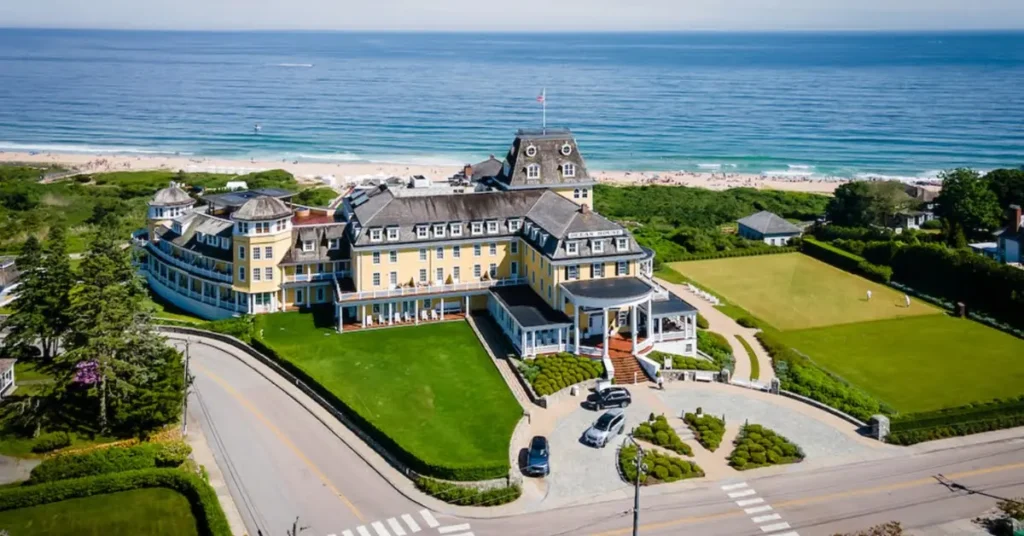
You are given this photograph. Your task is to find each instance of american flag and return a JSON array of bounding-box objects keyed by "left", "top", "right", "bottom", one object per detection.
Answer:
[{"left": 537, "top": 90, "right": 545, "bottom": 103}]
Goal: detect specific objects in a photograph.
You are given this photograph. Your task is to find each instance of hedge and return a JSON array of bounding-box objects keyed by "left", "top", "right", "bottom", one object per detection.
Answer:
[
  {"left": 649, "top": 351, "right": 718, "bottom": 372},
  {"left": 756, "top": 331, "right": 886, "bottom": 421},
  {"left": 696, "top": 313, "right": 709, "bottom": 329},
  {"left": 618, "top": 443, "right": 703, "bottom": 485},
  {"left": 728, "top": 423, "right": 804, "bottom": 470},
  {"left": 31, "top": 441, "right": 192, "bottom": 484},
  {"left": 801, "top": 238, "right": 891, "bottom": 283},
  {"left": 673, "top": 245, "right": 798, "bottom": 262},
  {"left": 632, "top": 414, "right": 694, "bottom": 456},
  {"left": 0, "top": 468, "right": 230, "bottom": 536},
  {"left": 31, "top": 431, "right": 71, "bottom": 453},
  {"left": 414, "top": 477, "right": 520, "bottom": 507},
  {"left": 250, "top": 337, "right": 507, "bottom": 481},
  {"left": 517, "top": 353, "right": 604, "bottom": 396},
  {"left": 683, "top": 412, "right": 725, "bottom": 451},
  {"left": 697, "top": 331, "right": 734, "bottom": 373},
  {"left": 887, "top": 396, "right": 1024, "bottom": 445}
]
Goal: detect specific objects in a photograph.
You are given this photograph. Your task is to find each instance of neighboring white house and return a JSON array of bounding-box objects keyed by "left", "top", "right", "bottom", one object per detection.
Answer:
[
  {"left": 997, "top": 204, "right": 1022, "bottom": 265},
  {"left": 225, "top": 181, "right": 248, "bottom": 191},
  {"left": 737, "top": 211, "right": 803, "bottom": 246},
  {"left": 890, "top": 209, "right": 935, "bottom": 231},
  {"left": 0, "top": 359, "right": 16, "bottom": 400}
]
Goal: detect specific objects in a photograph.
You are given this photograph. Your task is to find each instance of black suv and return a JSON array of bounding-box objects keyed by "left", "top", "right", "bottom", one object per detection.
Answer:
[{"left": 593, "top": 387, "right": 631, "bottom": 409}]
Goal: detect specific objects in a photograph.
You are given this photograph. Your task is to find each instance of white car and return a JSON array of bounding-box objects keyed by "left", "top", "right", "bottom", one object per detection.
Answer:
[{"left": 583, "top": 409, "right": 626, "bottom": 448}]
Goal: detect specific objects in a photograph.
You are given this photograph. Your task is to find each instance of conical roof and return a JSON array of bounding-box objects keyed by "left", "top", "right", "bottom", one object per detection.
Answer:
[
  {"left": 233, "top": 195, "right": 292, "bottom": 221},
  {"left": 151, "top": 184, "right": 194, "bottom": 207}
]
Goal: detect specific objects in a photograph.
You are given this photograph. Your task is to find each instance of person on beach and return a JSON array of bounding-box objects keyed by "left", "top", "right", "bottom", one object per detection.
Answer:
[
  {"left": 866, "top": 290, "right": 872, "bottom": 301},
  {"left": 904, "top": 294, "right": 911, "bottom": 308}
]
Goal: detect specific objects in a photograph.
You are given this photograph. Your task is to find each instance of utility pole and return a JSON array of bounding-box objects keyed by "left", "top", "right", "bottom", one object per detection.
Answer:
[{"left": 629, "top": 435, "right": 646, "bottom": 536}]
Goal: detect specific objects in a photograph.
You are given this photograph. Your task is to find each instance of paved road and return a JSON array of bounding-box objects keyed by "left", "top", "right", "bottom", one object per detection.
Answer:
[{"left": 181, "top": 335, "right": 1024, "bottom": 536}]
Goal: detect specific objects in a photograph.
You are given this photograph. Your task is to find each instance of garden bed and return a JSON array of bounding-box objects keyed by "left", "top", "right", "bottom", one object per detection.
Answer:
[
  {"left": 632, "top": 414, "right": 693, "bottom": 456},
  {"left": 618, "top": 443, "right": 703, "bottom": 485},
  {"left": 649, "top": 351, "right": 717, "bottom": 372},
  {"left": 728, "top": 423, "right": 804, "bottom": 470},
  {"left": 683, "top": 412, "right": 725, "bottom": 452},
  {"left": 516, "top": 353, "right": 604, "bottom": 396}
]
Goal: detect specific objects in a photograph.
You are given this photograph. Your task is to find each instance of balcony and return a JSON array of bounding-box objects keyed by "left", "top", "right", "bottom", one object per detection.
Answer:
[
  {"left": 336, "top": 276, "right": 526, "bottom": 302},
  {"left": 146, "top": 269, "right": 246, "bottom": 314},
  {"left": 148, "top": 243, "right": 233, "bottom": 284},
  {"left": 287, "top": 271, "right": 351, "bottom": 283}
]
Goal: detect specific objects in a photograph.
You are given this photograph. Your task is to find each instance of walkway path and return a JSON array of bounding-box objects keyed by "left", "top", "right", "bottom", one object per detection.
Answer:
[{"left": 657, "top": 278, "right": 776, "bottom": 384}]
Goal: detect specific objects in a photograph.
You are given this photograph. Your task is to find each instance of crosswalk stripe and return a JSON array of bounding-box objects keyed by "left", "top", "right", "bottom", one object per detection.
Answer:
[
  {"left": 342, "top": 531, "right": 353, "bottom": 536},
  {"left": 728, "top": 489, "right": 756, "bottom": 498},
  {"left": 736, "top": 498, "right": 764, "bottom": 507},
  {"left": 387, "top": 518, "right": 406, "bottom": 536},
  {"left": 445, "top": 533, "right": 473, "bottom": 536},
  {"left": 745, "top": 505, "right": 773, "bottom": 514},
  {"left": 357, "top": 526, "right": 372, "bottom": 536},
  {"left": 752, "top": 513, "right": 782, "bottom": 523},
  {"left": 438, "top": 524, "right": 471, "bottom": 534},
  {"left": 372, "top": 521, "right": 390, "bottom": 536},
  {"left": 769, "top": 532, "right": 799, "bottom": 536},
  {"left": 760, "top": 522, "right": 791, "bottom": 533},
  {"left": 419, "top": 510, "right": 440, "bottom": 528},
  {"left": 402, "top": 514, "right": 421, "bottom": 533},
  {"left": 720, "top": 482, "right": 748, "bottom": 491}
]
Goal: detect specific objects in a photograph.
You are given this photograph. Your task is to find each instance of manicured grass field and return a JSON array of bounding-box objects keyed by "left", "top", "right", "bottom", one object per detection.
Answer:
[
  {"left": 257, "top": 313, "right": 521, "bottom": 473},
  {"left": 670, "top": 254, "right": 939, "bottom": 330},
  {"left": 0, "top": 488, "right": 199, "bottom": 535},
  {"left": 779, "top": 315, "right": 1024, "bottom": 414}
]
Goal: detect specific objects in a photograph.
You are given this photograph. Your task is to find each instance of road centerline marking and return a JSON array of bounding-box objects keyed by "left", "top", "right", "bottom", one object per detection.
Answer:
[{"left": 192, "top": 361, "right": 365, "bottom": 522}]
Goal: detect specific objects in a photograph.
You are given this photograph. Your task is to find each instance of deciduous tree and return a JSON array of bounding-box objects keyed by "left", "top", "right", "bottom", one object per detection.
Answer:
[
  {"left": 935, "top": 168, "right": 1002, "bottom": 245},
  {"left": 985, "top": 168, "right": 1024, "bottom": 209}
]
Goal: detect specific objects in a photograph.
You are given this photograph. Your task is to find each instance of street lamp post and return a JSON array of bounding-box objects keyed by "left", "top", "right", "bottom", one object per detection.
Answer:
[
  {"left": 182, "top": 338, "right": 193, "bottom": 437},
  {"left": 628, "top": 435, "right": 646, "bottom": 536}
]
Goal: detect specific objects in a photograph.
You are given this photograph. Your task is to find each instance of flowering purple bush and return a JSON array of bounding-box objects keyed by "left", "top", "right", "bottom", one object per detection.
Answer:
[{"left": 73, "top": 360, "right": 100, "bottom": 385}]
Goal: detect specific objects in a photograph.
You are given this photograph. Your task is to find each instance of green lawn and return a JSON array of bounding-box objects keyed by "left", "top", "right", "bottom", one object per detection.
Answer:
[
  {"left": 779, "top": 315, "right": 1024, "bottom": 413},
  {"left": 670, "top": 254, "right": 939, "bottom": 330},
  {"left": 736, "top": 335, "right": 760, "bottom": 381},
  {"left": 144, "top": 289, "right": 205, "bottom": 324},
  {"left": 0, "top": 488, "right": 199, "bottom": 535},
  {"left": 257, "top": 313, "right": 522, "bottom": 474}
]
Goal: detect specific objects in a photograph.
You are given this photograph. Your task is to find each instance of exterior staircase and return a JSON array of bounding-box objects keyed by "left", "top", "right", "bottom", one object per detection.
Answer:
[{"left": 609, "top": 352, "right": 648, "bottom": 385}]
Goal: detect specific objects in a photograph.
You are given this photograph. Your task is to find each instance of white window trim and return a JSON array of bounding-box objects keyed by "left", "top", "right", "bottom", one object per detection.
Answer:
[
  {"left": 592, "top": 239, "right": 605, "bottom": 253},
  {"left": 616, "top": 237, "right": 629, "bottom": 251},
  {"left": 433, "top": 224, "right": 445, "bottom": 238},
  {"left": 526, "top": 164, "right": 540, "bottom": 180},
  {"left": 416, "top": 225, "right": 429, "bottom": 239},
  {"left": 450, "top": 223, "right": 463, "bottom": 237},
  {"left": 303, "top": 241, "right": 314, "bottom": 252},
  {"left": 369, "top": 228, "right": 383, "bottom": 242},
  {"left": 486, "top": 221, "right": 499, "bottom": 234},
  {"left": 471, "top": 221, "right": 483, "bottom": 235},
  {"left": 566, "top": 241, "right": 579, "bottom": 255},
  {"left": 564, "top": 163, "right": 576, "bottom": 178},
  {"left": 386, "top": 227, "right": 399, "bottom": 241}
]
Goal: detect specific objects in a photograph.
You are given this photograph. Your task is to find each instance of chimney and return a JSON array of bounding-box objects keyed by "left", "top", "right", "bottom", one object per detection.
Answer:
[
  {"left": 1010, "top": 204, "right": 1022, "bottom": 233},
  {"left": 580, "top": 203, "right": 590, "bottom": 214}
]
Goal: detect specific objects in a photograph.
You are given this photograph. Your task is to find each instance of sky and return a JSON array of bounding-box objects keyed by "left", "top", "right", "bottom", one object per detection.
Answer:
[{"left": 2, "top": 0, "right": 1024, "bottom": 31}]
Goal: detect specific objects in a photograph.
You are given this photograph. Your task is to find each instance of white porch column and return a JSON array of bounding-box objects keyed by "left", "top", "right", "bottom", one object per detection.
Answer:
[
  {"left": 337, "top": 304, "right": 343, "bottom": 332},
  {"left": 305, "top": 285, "right": 310, "bottom": 307},
  {"left": 361, "top": 304, "right": 367, "bottom": 327},
  {"left": 521, "top": 330, "right": 527, "bottom": 356},
  {"left": 631, "top": 303, "right": 638, "bottom": 355},
  {"left": 573, "top": 304, "right": 580, "bottom": 353},
  {"left": 647, "top": 296, "right": 653, "bottom": 338},
  {"left": 440, "top": 298, "right": 445, "bottom": 320},
  {"left": 557, "top": 328, "right": 562, "bottom": 352},
  {"left": 388, "top": 302, "right": 393, "bottom": 325},
  {"left": 531, "top": 330, "right": 537, "bottom": 354},
  {"left": 464, "top": 295, "right": 470, "bottom": 313},
  {"left": 414, "top": 300, "right": 420, "bottom": 324},
  {"left": 602, "top": 307, "right": 609, "bottom": 359},
  {"left": 248, "top": 293, "right": 254, "bottom": 313}
]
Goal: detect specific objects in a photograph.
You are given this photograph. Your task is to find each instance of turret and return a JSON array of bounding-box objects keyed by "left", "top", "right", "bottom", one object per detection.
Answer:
[{"left": 148, "top": 183, "right": 195, "bottom": 237}]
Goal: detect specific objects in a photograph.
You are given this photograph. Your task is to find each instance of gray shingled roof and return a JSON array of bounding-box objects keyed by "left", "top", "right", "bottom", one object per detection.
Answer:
[
  {"left": 280, "top": 224, "right": 351, "bottom": 264},
  {"left": 233, "top": 196, "right": 293, "bottom": 221},
  {"left": 152, "top": 185, "right": 194, "bottom": 207},
  {"left": 525, "top": 192, "right": 644, "bottom": 260},
  {"left": 491, "top": 285, "right": 572, "bottom": 328},
  {"left": 650, "top": 292, "right": 698, "bottom": 316},
  {"left": 737, "top": 211, "right": 802, "bottom": 235},
  {"left": 154, "top": 215, "right": 234, "bottom": 262},
  {"left": 471, "top": 156, "right": 503, "bottom": 182},
  {"left": 492, "top": 128, "right": 595, "bottom": 190},
  {"left": 561, "top": 277, "right": 653, "bottom": 301}
]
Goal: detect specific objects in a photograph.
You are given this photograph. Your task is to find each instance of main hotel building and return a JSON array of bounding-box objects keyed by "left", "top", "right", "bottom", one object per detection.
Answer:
[{"left": 137, "top": 129, "right": 699, "bottom": 365}]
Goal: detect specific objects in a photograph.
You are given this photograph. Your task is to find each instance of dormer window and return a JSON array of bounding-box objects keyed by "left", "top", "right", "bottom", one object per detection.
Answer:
[
  {"left": 592, "top": 239, "right": 605, "bottom": 254},
  {"left": 433, "top": 224, "right": 445, "bottom": 238},
  {"left": 450, "top": 223, "right": 463, "bottom": 237},
  {"left": 525, "top": 145, "right": 537, "bottom": 158},
  {"left": 329, "top": 238, "right": 339, "bottom": 249},
  {"left": 486, "top": 221, "right": 498, "bottom": 234},
  {"left": 566, "top": 241, "right": 579, "bottom": 255},
  {"left": 531, "top": 228, "right": 539, "bottom": 241},
  {"left": 508, "top": 219, "right": 521, "bottom": 232},
  {"left": 303, "top": 241, "right": 314, "bottom": 252},
  {"left": 563, "top": 163, "right": 576, "bottom": 178},
  {"left": 616, "top": 237, "right": 628, "bottom": 251},
  {"left": 471, "top": 221, "right": 483, "bottom": 235},
  {"left": 369, "top": 228, "right": 383, "bottom": 242},
  {"left": 540, "top": 232, "right": 549, "bottom": 246},
  {"left": 524, "top": 221, "right": 532, "bottom": 234},
  {"left": 416, "top": 225, "right": 428, "bottom": 239},
  {"left": 526, "top": 164, "right": 540, "bottom": 180},
  {"left": 560, "top": 143, "right": 572, "bottom": 156},
  {"left": 386, "top": 227, "right": 399, "bottom": 241}
]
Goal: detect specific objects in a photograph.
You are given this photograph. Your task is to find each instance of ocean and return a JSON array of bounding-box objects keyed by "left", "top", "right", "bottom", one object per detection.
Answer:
[{"left": 0, "top": 29, "right": 1022, "bottom": 179}]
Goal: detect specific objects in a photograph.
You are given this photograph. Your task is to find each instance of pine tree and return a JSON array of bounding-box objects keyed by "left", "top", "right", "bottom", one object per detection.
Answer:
[
  {"left": 0, "top": 236, "right": 46, "bottom": 359},
  {"left": 59, "top": 228, "right": 183, "bottom": 435},
  {"left": 37, "top": 225, "right": 74, "bottom": 359}
]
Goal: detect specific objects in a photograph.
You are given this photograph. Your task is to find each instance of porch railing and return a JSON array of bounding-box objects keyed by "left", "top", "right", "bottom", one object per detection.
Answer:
[
  {"left": 288, "top": 271, "right": 350, "bottom": 283},
  {"left": 336, "top": 276, "right": 525, "bottom": 302},
  {"left": 148, "top": 243, "right": 233, "bottom": 284},
  {"left": 660, "top": 330, "right": 692, "bottom": 341}
]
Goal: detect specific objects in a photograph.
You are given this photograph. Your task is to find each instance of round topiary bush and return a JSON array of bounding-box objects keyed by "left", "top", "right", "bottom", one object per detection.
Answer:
[{"left": 750, "top": 452, "right": 767, "bottom": 465}]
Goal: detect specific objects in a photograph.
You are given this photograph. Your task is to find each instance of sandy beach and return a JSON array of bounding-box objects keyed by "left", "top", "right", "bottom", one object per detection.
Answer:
[{"left": 0, "top": 151, "right": 857, "bottom": 194}]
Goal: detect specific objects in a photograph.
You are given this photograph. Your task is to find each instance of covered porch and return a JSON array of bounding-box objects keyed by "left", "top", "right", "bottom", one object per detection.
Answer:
[
  {"left": 334, "top": 292, "right": 483, "bottom": 332},
  {"left": 488, "top": 285, "right": 573, "bottom": 357}
]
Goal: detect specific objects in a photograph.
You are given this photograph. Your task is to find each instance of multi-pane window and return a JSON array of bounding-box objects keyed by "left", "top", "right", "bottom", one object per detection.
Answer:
[
  {"left": 436, "top": 267, "right": 444, "bottom": 282},
  {"left": 265, "top": 246, "right": 273, "bottom": 258},
  {"left": 563, "top": 163, "right": 576, "bottom": 177},
  {"left": 489, "top": 263, "right": 497, "bottom": 277},
  {"left": 616, "top": 237, "right": 628, "bottom": 251},
  {"left": 566, "top": 265, "right": 579, "bottom": 280},
  {"left": 566, "top": 241, "right": 579, "bottom": 255},
  {"left": 473, "top": 264, "right": 481, "bottom": 278},
  {"left": 511, "top": 261, "right": 519, "bottom": 275},
  {"left": 436, "top": 247, "right": 444, "bottom": 259},
  {"left": 417, "top": 226, "right": 428, "bottom": 239},
  {"left": 526, "top": 164, "right": 540, "bottom": 179},
  {"left": 592, "top": 240, "right": 604, "bottom": 254},
  {"left": 433, "top": 224, "right": 445, "bottom": 238},
  {"left": 264, "top": 267, "right": 273, "bottom": 280},
  {"left": 389, "top": 250, "right": 398, "bottom": 263},
  {"left": 372, "top": 252, "right": 381, "bottom": 264},
  {"left": 390, "top": 272, "right": 398, "bottom": 287},
  {"left": 486, "top": 221, "right": 498, "bottom": 234},
  {"left": 252, "top": 268, "right": 261, "bottom": 281},
  {"left": 386, "top": 227, "right": 399, "bottom": 241},
  {"left": 276, "top": 219, "right": 287, "bottom": 232},
  {"left": 238, "top": 246, "right": 246, "bottom": 260},
  {"left": 419, "top": 248, "right": 427, "bottom": 261},
  {"left": 253, "top": 247, "right": 261, "bottom": 260},
  {"left": 582, "top": 189, "right": 589, "bottom": 198},
  {"left": 453, "top": 245, "right": 461, "bottom": 258},
  {"left": 489, "top": 243, "right": 497, "bottom": 256},
  {"left": 573, "top": 188, "right": 581, "bottom": 199},
  {"left": 592, "top": 263, "right": 605, "bottom": 278},
  {"left": 453, "top": 266, "right": 460, "bottom": 280},
  {"left": 616, "top": 261, "right": 629, "bottom": 276},
  {"left": 369, "top": 229, "right": 382, "bottom": 241},
  {"left": 372, "top": 272, "right": 381, "bottom": 286},
  {"left": 474, "top": 244, "right": 482, "bottom": 257},
  {"left": 510, "top": 241, "right": 518, "bottom": 254},
  {"left": 471, "top": 222, "right": 483, "bottom": 235},
  {"left": 238, "top": 266, "right": 245, "bottom": 281},
  {"left": 451, "top": 224, "right": 462, "bottom": 237},
  {"left": 419, "top": 268, "right": 427, "bottom": 283},
  {"left": 303, "top": 241, "right": 314, "bottom": 252}
]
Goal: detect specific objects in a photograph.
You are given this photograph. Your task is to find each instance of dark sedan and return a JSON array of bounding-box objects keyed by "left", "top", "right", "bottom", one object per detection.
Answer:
[{"left": 524, "top": 436, "right": 550, "bottom": 476}]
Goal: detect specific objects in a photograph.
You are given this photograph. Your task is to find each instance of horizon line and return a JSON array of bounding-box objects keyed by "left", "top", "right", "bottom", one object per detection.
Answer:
[{"left": 2, "top": 26, "right": 1024, "bottom": 34}]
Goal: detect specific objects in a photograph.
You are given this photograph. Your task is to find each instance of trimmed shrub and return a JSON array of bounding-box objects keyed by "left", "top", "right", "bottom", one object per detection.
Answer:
[
  {"left": 801, "top": 238, "right": 892, "bottom": 283},
  {"left": 728, "top": 423, "right": 804, "bottom": 470},
  {"left": 0, "top": 468, "right": 230, "bottom": 536},
  {"left": 696, "top": 314, "right": 709, "bottom": 329},
  {"left": 887, "top": 396, "right": 1024, "bottom": 445},
  {"left": 736, "top": 317, "right": 760, "bottom": 329},
  {"left": 697, "top": 331, "right": 735, "bottom": 372},
  {"left": 650, "top": 351, "right": 717, "bottom": 372},
  {"left": 519, "top": 353, "right": 604, "bottom": 397},
  {"left": 683, "top": 413, "right": 725, "bottom": 452},
  {"left": 31, "top": 432, "right": 71, "bottom": 453},
  {"left": 414, "top": 477, "right": 520, "bottom": 507},
  {"left": 632, "top": 415, "right": 695, "bottom": 456},
  {"left": 618, "top": 443, "right": 703, "bottom": 486},
  {"left": 674, "top": 246, "right": 798, "bottom": 262},
  {"left": 30, "top": 441, "right": 193, "bottom": 483}
]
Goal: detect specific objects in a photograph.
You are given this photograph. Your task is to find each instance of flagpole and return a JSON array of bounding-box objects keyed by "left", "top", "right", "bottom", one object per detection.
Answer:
[{"left": 542, "top": 88, "right": 547, "bottom": 133}]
